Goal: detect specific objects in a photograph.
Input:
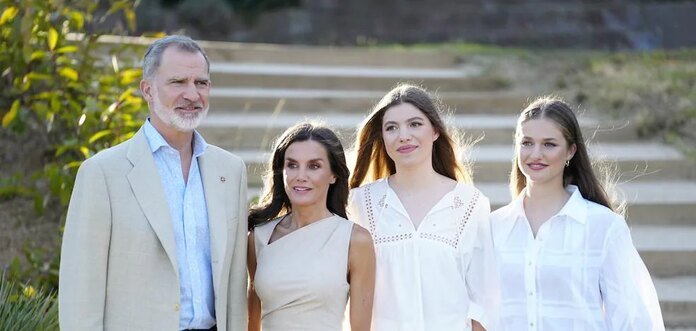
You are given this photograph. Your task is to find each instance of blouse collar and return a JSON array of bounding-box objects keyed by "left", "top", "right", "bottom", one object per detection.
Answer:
[{"left": 494, "top": 185, "right": 588, "bottom": 243}]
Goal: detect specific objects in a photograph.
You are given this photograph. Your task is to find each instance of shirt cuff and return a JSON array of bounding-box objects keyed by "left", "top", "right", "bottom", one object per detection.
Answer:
[{"left": 468, "top": 302, "right": 488, "bottom": 329}]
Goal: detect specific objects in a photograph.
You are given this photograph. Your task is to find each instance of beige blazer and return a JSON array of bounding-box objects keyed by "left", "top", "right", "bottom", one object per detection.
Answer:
[{"left": 58, "top": 128, "right": 248, "bottom": 331}]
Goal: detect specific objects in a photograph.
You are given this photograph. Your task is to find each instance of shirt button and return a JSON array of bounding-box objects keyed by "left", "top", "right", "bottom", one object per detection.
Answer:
[
  {"left": 528, "top": 291, "right": 534, "bottom": 296},
  {"left": 530, "top": 322, "right": 534, "bottom": 327},
  {"left": 174, "top": 303, "right": 180, "bottom": 312},
  {"left": 527, "top": 261, "right": 533, "bottom": 266}
]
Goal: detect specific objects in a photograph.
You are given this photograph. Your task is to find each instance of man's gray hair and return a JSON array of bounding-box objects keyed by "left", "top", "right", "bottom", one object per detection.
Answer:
[{"left": 142, "top": 35, "right": 210, "bottom": 80}]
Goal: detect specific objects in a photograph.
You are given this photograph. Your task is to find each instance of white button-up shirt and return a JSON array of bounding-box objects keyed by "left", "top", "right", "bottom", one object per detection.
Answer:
[
  {"left": 143, "top": 120, "right": 215, "bottom": 330},
  {"left": 491, "top": 185, "right": 664, "bottom": 330},
  {"left": 348, "top": 178, "right": 499, "bottom": 331}
]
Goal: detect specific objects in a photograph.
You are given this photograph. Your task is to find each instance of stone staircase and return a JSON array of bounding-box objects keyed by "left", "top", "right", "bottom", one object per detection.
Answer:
[{"left": 192, "top": 42, "right": 696, "bottom": 329}]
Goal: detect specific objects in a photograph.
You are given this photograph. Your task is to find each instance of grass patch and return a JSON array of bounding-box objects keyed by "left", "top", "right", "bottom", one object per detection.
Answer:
[{"left": 557, "top": 48, "right": 696, "bottom": 158}]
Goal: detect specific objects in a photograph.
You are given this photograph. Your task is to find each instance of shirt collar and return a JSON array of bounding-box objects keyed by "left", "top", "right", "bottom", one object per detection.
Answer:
[
  {"left": 143, "top": 118, "right": 208, "bottom": 157},
  {"left": 494, "top": 185, "right": 587, "bottom": 245},
  {"left": 508, "top": 184, "right": 588, "bottom": 225}
]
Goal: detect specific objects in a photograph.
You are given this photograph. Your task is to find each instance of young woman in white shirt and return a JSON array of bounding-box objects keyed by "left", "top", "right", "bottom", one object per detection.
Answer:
[
  {"left": 491, "top": 96, "right": 664, "bottom": 330},
  {"left": 348, "top": 84, "right": 498, "bottom": 331}
]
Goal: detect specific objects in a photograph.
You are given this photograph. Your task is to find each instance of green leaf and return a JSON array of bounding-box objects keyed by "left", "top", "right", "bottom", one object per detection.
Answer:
[
  {"left": 69, "top": 11, "right": 84, "bottom": 30},
  {"left": 79, "top": 147, "right": 90, "bottom": 158},
  {"left": 119, "top": 68, "right": 141, "bottom": 85},
  {"left": 25, "top": 73, "right": 52, "bottom": 81},
  {"left": 88, "top": 130, "right": 111, "bottom": 144},
  {"left": 58, "top": 67, "right": 78, "bottom": 81},
  {"left": 0, "top": 6, "right": 19, "bottom": 25},
  {"left": 30, "top": 51, "right": 47, "bottom": 62},
  {"left": 56, "top": 45, "right": 78, "bottom": 54},
  {"left": 124, "top": 8, "right": 136, "bottom": 31},
  {"left": 48, "top": 28, "right": 58, "bottom": 51},
  {"left": 2, "top": 100, "right": 20, "bottom": 128}
]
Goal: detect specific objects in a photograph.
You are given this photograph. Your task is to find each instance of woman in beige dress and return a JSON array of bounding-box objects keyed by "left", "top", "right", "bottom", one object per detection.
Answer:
[{"left": 247, "top": 121, "right": 376, "bottom": 331}]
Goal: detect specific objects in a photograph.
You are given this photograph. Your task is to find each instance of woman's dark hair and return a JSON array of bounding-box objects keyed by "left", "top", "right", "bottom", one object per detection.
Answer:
[
  {"left": 249, "top": 121, "right": 350, "bottom": 230},
  {"left": 349, "top": 83, "right": 471, "bottom": 188},
  {"left": 511, "top": 96, "right": 614, "bottom": 211}
]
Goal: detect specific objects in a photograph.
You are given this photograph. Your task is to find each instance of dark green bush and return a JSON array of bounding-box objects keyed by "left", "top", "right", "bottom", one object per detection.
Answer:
[{"left": 0, "top": 0, "right": 148, "bottom": 289}]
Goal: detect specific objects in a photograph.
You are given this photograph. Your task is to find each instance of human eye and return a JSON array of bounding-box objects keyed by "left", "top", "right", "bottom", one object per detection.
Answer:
[
  {"left": 195, "top": 80, "right": 210, "bottom": 87},
  {"left": 384, "top": 124, "right": 397, "bottom": 131},
  {"left": 410, "top": 121, "right": 423, "bottom": 127},
  {"left": 520, "top": 140, "right": 532, "bottom": 147},
  {"left": 544, "top": 142, "right": 557, "bottom": 148},
  {"left": 309, "top": 162, "right": 321, "bottom": 170},
  {"left": 285, "top": 161, "right": 298, "bottom": 169}
]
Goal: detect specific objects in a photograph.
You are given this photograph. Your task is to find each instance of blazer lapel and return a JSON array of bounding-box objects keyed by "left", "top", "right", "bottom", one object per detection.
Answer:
[
  {"left": 126, "top": 129, "right": 179, "bottom": 275},
  {"left": 199, "top": 151, "right": 228, "bottom": 289}
]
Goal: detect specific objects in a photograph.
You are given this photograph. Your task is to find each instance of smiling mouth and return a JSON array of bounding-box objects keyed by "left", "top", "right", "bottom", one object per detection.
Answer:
[
  {"left": 176, "top": 106, "right": 202, "bottom": 111},
  {"left": 293, "top": 187, "right": 311, "bottom": 192},
  {"left": 527, "top": 163, "right": 547, "bottom": 170},
  {"left": 397, "top": 145, "right": 417, "bottom": 153}
]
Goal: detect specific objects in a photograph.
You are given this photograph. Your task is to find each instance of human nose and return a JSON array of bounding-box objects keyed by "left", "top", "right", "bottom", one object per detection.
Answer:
[
  {"left": 529, "top": 144, "right": 543, "bottom": 159},
  {"left": 398, "top": 127, "right": 411, "bottom": 142},
  {"left": 182, "top": 82, "right": 200, "bottom": 101},
  {"left": 295, "top": 166, "right": 308, "bottom": 181}
]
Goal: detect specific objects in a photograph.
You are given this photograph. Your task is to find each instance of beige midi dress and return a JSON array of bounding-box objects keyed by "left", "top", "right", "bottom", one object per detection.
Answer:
[{"left": 253, "top": 215, "right": 353, "bottom": 331}]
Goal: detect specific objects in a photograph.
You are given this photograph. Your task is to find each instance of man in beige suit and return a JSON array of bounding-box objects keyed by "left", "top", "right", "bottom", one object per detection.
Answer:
[{"left": 59, "top": 35, "right": 247, "bottom": 330}]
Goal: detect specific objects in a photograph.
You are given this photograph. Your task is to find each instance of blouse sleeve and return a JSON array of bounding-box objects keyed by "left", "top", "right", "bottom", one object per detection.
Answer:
[
  {"left": 462, "top": 193, "right": 500, "bottom": 330},
  {"left": 347, "top": 188, "right": 366, "bottom": 228},
  {"left": 600, "top": 217, "right": 664, "bottom": 331}
]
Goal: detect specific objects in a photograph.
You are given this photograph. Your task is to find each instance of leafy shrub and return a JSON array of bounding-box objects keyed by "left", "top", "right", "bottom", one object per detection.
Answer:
[{"left": 0, "top": 0, "right": 148, "bottom": 288}]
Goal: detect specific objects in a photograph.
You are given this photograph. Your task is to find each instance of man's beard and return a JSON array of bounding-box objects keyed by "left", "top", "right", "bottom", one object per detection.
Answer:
[{"left": 151, "top": 96, "right": 208, "bottom": 132}]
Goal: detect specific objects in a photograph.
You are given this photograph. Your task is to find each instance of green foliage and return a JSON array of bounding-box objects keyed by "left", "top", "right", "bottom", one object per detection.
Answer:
[
  {"left": 0, "top": 273, "right": 59, "bottom": 331},
  {"left": 0, "top": 0, "right": 148, "bottom": 288},
  {"left": 567, "top": 49, "right": 696, "bottom": 157}
]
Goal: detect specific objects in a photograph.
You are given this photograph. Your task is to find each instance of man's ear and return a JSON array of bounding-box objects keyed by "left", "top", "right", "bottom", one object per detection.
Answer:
[{"left": 140, "top": 79, "right": 152, "bottom": 102}]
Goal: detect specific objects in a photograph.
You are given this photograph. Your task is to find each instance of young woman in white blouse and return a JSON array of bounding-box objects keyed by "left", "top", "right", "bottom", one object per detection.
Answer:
[
  {"left": 491, "top": 96, "right": 664, "bottom": 330},
  {"left": 348, "top": 84, "right": 498, "bottom": 331}
]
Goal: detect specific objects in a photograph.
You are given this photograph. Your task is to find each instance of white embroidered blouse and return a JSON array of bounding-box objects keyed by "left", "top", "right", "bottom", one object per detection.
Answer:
[
  {"left": 347, "top": 178, "right": 499, "bottom": 331},
  {"left": 491, "top": 185, "right": 664, "bottom": 331}
]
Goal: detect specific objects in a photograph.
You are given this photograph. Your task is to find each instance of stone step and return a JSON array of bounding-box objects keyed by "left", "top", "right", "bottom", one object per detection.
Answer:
[
  {"left": 94, "top": 35, "right": 457, "bottom": 68},
  {"left": 478, "top": 181, "right": 696, "bottom": 227},
  {"left": 209, "top": 88, "right": 530, "bottom": 114},
  {"left": 209, "top": 62, "right": 508, "bottom": 91},
  {"left": 468, "top": 143, "right": 695, "bottom": 182},
  {"left": 655, "top": 277, "right": 696, "bottom": 328},
  {"left": 634, "top": 226, "right": 696, "bottom": 278},
  {"left": 244, "top": 181, "right": 696, "bottom": 226},
  {"left": 225, "top": 142, "right": 692, "bottom": 189},
  {"left": 199, "top": 113, "right": 638, "bottom": 149}
]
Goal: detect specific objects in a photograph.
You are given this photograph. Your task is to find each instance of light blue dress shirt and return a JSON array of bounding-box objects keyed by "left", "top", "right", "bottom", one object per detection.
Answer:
[{"left": 143, "top": 119, "right": 216, "bottom": 330}]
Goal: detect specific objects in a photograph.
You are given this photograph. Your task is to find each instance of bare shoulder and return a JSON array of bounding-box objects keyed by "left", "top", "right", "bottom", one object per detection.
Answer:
[{"left": 350, "top": 224, "right": 374, "bottom": 247}]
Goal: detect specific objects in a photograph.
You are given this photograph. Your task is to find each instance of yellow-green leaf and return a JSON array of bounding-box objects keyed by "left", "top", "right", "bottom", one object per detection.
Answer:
[
  {"left": 59, "top": 67, "right": 78, "bottom": 81},
  {"left": 124, "top": 8, "right": 136, "bottom": 31},
  {"left": 119, "top": 68, "right": 142, "bottom": 85},
  {"left": 0, "top": 6, "right": 19, "bottom": 25},
  {"left": 26, "top": 72, "right": 53, "bottom": 81},
  {"left": 30, "top": 51, "right": 46, "bottom": 61},
  {"left": 88, "top": 130, "right": 112, "bottom": 144},
  {"left": 2, "top": 100, "right": 20, "bottom": 128},
  {"left": 48, "top": 28, "right": 58, "bottom": 51},
  {"left": 79, "top": 146, "right": 90, "bottom": 158},
  {"left": 65, "top": 161, "right": 83, "bottom": 169},
  {"left": 56, "top": 45, "right": 78, "bottom": 54},
  {"left": 69, "top": 11, "right": 84, "bottom": 30}
]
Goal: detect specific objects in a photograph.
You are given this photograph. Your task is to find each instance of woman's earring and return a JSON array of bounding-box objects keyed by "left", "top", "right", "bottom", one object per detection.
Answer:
[{"left": 565, "top": 159, "right": 570, "bottom": 167}]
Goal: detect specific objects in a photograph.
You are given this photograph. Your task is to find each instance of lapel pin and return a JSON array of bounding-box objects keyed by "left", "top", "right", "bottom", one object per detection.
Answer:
[{"left": 220, "top": 176, "right": 226, "bottom": 183}]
